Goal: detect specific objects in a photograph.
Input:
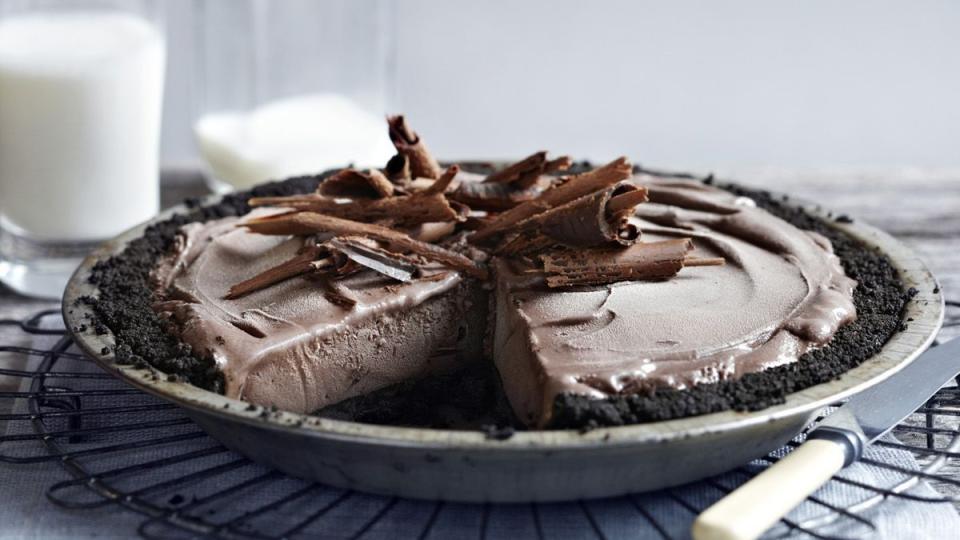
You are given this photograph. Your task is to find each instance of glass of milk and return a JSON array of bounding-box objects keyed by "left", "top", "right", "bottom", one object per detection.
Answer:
[{"left": 0, "top": 0, "right": 165, "bottom": 298}]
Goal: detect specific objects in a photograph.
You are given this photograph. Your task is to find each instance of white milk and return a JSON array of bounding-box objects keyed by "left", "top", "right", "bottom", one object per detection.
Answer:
[
  {"left": 195, "top": 94, "right": 394, "bottom": 190},
  {"left": 0, "top": 12, "right": 164, "bottom": 240}
]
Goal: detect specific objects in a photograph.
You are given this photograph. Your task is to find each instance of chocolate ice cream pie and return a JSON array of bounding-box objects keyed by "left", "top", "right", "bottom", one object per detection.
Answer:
[{"left": 84, "top": 116, "right": 905, "bottom": 430}]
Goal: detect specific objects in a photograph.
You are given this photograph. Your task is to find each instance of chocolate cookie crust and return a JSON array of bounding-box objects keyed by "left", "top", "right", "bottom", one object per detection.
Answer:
[{"left": 78, "top": 165, "right": 907, "bottom": 429}]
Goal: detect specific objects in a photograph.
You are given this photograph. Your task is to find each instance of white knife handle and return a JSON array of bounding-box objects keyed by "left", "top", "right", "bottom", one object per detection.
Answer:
[{"left": 692, "top": 439, "right": 847, "bottom": 540}]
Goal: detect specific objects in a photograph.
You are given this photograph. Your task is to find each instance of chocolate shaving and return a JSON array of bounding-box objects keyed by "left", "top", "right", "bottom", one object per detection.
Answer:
[
  {"left": 685, "top": 257, "right": 727, "bottom": 267},
  {"left": 408, "top": 221, "right": 457, "bottom": 243},
  {"left": 496, "top": 234, "right": 557, "bottom": 257},
  {"left": 225, "top": 244, "right": 334, "bottom": 300},
  {"left": 318, "top": 279, "right": 358, "bottom": 309},
  {"left": 470, "top": 157, "right": 635, "bottom": 244},
  {"left": 328, "top": 255, "right": 363, "bottom": 277},
  {"left": 243, "top": 211, "right": 489, "bottom": 280},
  {"left": 543, "top": 156, "right": 573, "bottom": 175},
  {"left": 225, "top": 231, "right": 430, "bottom": 299},
  {"left": 384, "top": 153, "right": 411, "bottom": 184},
  {"left": 407, "top": 168, "right": 486, "bottom": 194},
  {"left": 462, "top": 215, "right": 494, "bottom": 231},
  {"left": 607, "top": 189, "right": 649, "bottom": 219},
  {"left": 605, "top": 188, "right": 648, "bottom": 243},
  {"left": 538, "top": 238, "right": 724, "bottom": 288},
  {"left": 387, "top": 115, "right": 442, "bottom": 179},
  {"left": 318, "top": 169, "right": 394, "bottom": 199},
  {"left": 422, "top": 165, "right": 459, "bottom": 195},
  {"left": 448, "top": 199, "right": 472, "bottom": 222},
  {"left": 497, "top": 182, "right": 646, "bottom": 255},
  {"left": 484, "top": 150, "right": 547, "bottom": 184},
  {"left": 484, "top": 152, "right": 572, "bottom": 190},
  {"left": 449, "top": 176, "right": 551, "bottom": 211},
  {"left": 327, "top": 236, "right": 421, "bottom": 282},
  {"left": 415, "top": 271, "right": 453, "bottom": 283},
  {"left": 248, "top": 190, "right": 461, "bottom": 226},
  {"left": 484, "top": 151, "right": 545, "bottom": 184}
]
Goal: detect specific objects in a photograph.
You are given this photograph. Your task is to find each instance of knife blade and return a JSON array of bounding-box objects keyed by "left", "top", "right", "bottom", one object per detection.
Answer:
[
  {"left": 815, "top": 335, "right": 960, "bottom": 449},
  {"left": 693, "top": 337, "right": 960, "bottom": 540}
]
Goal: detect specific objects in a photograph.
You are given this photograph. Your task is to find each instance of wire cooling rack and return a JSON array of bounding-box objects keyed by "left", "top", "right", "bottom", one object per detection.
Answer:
[{"left": 1, "top": 304, "right": 959, "bottom": 540}]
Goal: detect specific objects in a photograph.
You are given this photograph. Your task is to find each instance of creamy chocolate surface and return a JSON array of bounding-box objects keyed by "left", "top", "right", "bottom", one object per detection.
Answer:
[
  {"left": 152, "top": 176, "right": 856, "bottom": 426},
  {"left": 493, "top": 177, "right": 857, "bottom": 426},
  {"left": 152, "top": 213, "right": 486, "bottom": 413}
]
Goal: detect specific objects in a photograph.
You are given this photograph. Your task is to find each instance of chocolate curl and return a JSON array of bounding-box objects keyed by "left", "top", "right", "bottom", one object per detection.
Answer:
[
  {"left": 449, "top": 176, "right": 551, "bottom": 211},
  {"left": 422, "top": 165, "right": 459, "bottom": 195},
  {"left": 484, "top": 152, "right": 573, "bottom": 190},
  {"left": 318, "top": 279, "right": 358, "bottom": 309},
  {"left": 327, "top": 236, "right": 421, "bottom": 282},
  {"left": 329, "top": 256, "right": 363, "bottom": 278},
  {"left": 538, "top": 239, "right": 724, "bottom": 288},
  {"left": 484, "top": 151, "right": 545, "bottom": 184},
  {"left": 543, "top": 156, "right": 574, "bottom": 175},
  {"left": 408, "top": 168, "right": 492, "bottom": 195},
  {"left": 462, "top": 214, "right": 495, "bottom": 231},
  {"left": 387, "top": 115, "right": 442, "bottom": 179},
  {"left": 470, "top": 157, "right": 634, "bottom": 245},
  {"left": 384, "top": 153, "right": 411, "bottom": 184},
  {"left": 225, "top": 244, "right": 335, "bottom": 300},
  {"left": 495, "top": 233, "right": 556, "bottom": 257},
  {"left": 447, "top": 199, "right": 471, "bottom": 222},
  {"left": 605, "top": 188, "right": 649, "bottom": 243},
  {"left": 497, "top": 182, "right": 646, "bottom": 255},
  {"left": 408, "top": 221, "right": 458, "bottom": 243},
  {"left": 318, "top": 169, "right": 394, "bottom": 199},
  {"left": 243, "top": 211, "right": 489, "bottom": 280},
  {"left": 606, "top": 189, "right": 649, "bottom": 219},
  {"left": 248, "top": 190, "right": 461, "bottom": 226}
]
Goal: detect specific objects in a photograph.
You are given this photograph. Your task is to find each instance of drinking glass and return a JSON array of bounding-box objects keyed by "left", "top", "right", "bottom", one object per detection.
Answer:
[{"left": 0, "top": 0, "right": 165, "bottom": 298}]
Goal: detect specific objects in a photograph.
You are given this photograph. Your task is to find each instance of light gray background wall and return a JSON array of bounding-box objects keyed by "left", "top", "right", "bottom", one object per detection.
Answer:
[{"left": 160, "top": 0, "right": 960, "bottom": 172}]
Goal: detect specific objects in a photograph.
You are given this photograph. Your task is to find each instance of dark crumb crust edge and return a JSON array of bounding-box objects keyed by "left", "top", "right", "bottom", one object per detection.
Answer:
[{"left": 78, "top": 165, "right": 908, "bottom": 430}]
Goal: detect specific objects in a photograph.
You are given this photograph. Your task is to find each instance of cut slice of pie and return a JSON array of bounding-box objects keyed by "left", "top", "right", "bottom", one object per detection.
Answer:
[{"left": 152, "top": 216, "right": 489, "bottom": 415}]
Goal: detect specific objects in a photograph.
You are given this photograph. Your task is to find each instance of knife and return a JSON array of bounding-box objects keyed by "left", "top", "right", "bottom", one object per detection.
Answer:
[{"left": 693, "top": 338, "right": 960, "bottom": 540}]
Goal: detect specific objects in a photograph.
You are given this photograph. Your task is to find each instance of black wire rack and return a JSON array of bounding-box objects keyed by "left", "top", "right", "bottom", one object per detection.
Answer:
[{"left": 1, "top": 303, "right": 959, "bottom": 540}]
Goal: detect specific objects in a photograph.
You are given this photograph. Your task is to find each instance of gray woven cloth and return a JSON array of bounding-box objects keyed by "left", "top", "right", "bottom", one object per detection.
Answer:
[{"left": 1, "top": 330, "right": 958, "bottom": 539}]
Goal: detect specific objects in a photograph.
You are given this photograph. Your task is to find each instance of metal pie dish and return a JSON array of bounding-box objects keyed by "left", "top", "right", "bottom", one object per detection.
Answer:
[{"left": 63, "top": 181, "right": 945, "bottom": 503}]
